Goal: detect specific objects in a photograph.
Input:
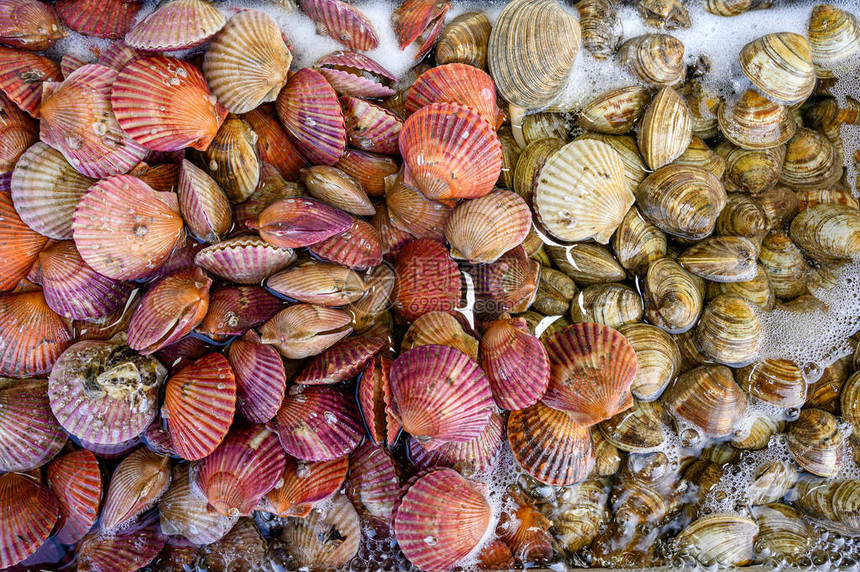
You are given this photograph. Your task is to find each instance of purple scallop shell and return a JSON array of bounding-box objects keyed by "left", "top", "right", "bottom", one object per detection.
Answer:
[
  {"left": 407, "top": 410, "right": 504, "bottom": 477},
  {"left": 308, "top": 217, "right": 385, "bottom": 270},
  {"left": 194, "top": 236, "right": 297, "bottom": 285},
  {"left": 293, "top": 330, "right": 387, "bottom": 385},
  {"left": 316, "top": 51, "right": 396, "bottom": 98},
  {"left": 299, "top": 0, "right": 379, "bottom": 51},
  {"left": 340, "top": 95, "right": 402, "bottom": 155},
  {"left": 0, "top": 378, "right": 67, "bottom": 472},
  {"left": 346, "top": 440, "right": 400, "bottom": 521},
  {"left": 197, "top": 285, "right": 283, "bottom": 340},
  {"left": 76, "top": 510, "right": 166, "bottom": 572},
  {"left": 227, "top": 331, "right": 287, "bottom": 424}
]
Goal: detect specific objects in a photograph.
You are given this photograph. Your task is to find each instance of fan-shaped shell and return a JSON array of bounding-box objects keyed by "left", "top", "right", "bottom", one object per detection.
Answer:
[
  {"left": 294, "top": 331, "right": 387, "bottom": 385},
  {"left": 399, "top": 102, "right": 502, "bottom": 201},
  {"left": 125, "top": 0, "right": 226, "bottom": 51},
  {"left": 534, "top": 139, "right": 632, "bottom": 244},
  {"left": 386, "top": 178, "right": 452, "bottom": 241},
  {"left": 0, "top": 378, "right": 66, "bottom": 472},
  {"left": 0, "top": 291, "right": 72, "bottom": 377},
  {"left": 195, "top": 236, "right": 296, "bottom": 285},
  {"left": 481, "top": 317, "right": 549, "bottom": 410},
  {"left": 0, "top": 0, "right": 65, "bottom": 51},
  {"left": 340, "top": 95, "right": 402, "bottom": 155},
  {"left": 262, "top": 456, "right": 348, "bottom": 518},
  {"left": 192, "top": 113, "right": 261, "bottom": 203},
  {"left": 227, "top": 332, "right": 286, "bottom": 424},
  {"left": 276, "top": 68, "right": 347, "bottom": 166},
  {"left": 0, "top": 46, "right": 61, "bottom": 116},
  {"left": 76, "top": 508, "right": 165, "bottom": 572},
  {"left": 542, "top": 323, "right": 638, "bottom": 426},
  {"left": 112, "top": 56, "right": 228, "bottom": 152},
  {"left": 408, "top": 410, "right": 504, "bottom": 477},
  {"left": 100, "top": 448, "right": 171, "bottom": 532},
  {"left": 267, "top": 261, "right": 366, "bottom": 306},
  {"left": 0, "top": 473, "right": 60, "bottom": 569},
  {"left": 282, "top": 492, "right": 361, "bottom": 569},
  {"left": 241, "top": 106, "right": 307, "bottom": 182},
  {"left": 308, "top": 216, "right": 385, "bottom": 270},
  {"left": 55, "top": 0, "right": 140, "bottom": 39},
  {"left": 346, "top": 441, "right": 400, "bottom": 520},
  {"left": 0, "top": 91, "right": 36, "bottom": 174},
  {"left": 159, "top": 463, "right": 237, "bottom": 545},
  {"left": 204, "top": 10, "right": 292, "bottom": 114},
  {"left": 255, "top": 196, "right": 353, "bottom": 249},
  {"left": 315, "top": 51, "right": 396, "bottom": 99},
  {"left": 507, "top": 401, "right": 594, "bottom": 486},
  {"left": 164, "top": 353, "right": 236, "bottom": 461},
  {"left": 402, "top": 311, "right": 478, "bottom": 361},
  {"left": 46, "top": 450, "right": 103, "bottom": 545},
  {"left": 406, "top": 63, "right": 502, "bottom": 128},
  {"left": 446, "top": 189, "right": 531, "bottom": 264},
  {"left": 259, "top": 304, "right": 352, "bottom": 360},
  {"left": 392, "top": 238, "right": 462, "bottom": 323},
  {"left": 394, "top": 468, "right": 491, "bottom": 572},
  {"left": 301, "top": 0, "right": 379, "bottom": 51},
  {"left": 357, "top": 354, "right": 401, "bottom": 447},
  {"left": 39, "top": 64, "right": 147, "bottom": 178},
  {"left": 0, "top": 190, "right": 48, "bottom": 292}
]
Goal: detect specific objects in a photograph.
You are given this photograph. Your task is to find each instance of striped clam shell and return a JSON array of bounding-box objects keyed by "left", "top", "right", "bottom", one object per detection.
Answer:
[
  {"left": 55, "top": 0, "right": 141, "bottom": 39},
  {"left": 46, "top": 450, "right": 103, "bottom": 545},
  {"left": 0, "top": 190, "right": 48, "bottom": 292},
  {"left": 0, "top": 473, "right": 60, "bottom": 569},
  {"left": 0, "top": 290, "right": 73, "bottom": 378}
]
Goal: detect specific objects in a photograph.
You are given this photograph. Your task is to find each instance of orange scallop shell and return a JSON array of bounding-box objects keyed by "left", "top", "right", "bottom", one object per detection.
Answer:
[
  {"left": 261, "top": 455, "right": 348, "bottom": 518},
  {"left": 0, "top": 290, "right": 72, "bottom": 377},
  {"left": 0, "top": 190, "right": 48, "bottom": 292},
  {"left": 406, "top": 63, "right": 503, "bottom": 129},
  {"left": 46, "top": 450, "right": 103, "bottom": 545}
]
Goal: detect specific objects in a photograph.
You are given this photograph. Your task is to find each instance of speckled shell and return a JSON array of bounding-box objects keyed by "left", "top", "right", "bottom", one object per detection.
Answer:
[
  {"left": 406, "top": 63, "right": 502, "bottom": 129},
  {"left": 0, "top": 46, "right": 62, "bottom": 116}
]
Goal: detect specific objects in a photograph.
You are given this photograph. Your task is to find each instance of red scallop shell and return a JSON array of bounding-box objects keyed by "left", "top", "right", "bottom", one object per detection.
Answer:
[
  {"left": 294, "top": 331, "right": 387, "bottom": 385},
  {"left": 472, "top": 245, "right": 541, "bottom": 319},
  {"left": 143, "top": 419, "right": 176, "bottom": 457},
  {"left": 0, "top": 0, "right": 65, "bottom": 51},
  {"left": 408, "top": 410, "right": 504, "bottom": 477},
  {"left": 111, "top": 56, "right": 228, "bottom": 152},
  {"left": 153, "top": 334, "right": 210, "bottom": 374},
  {"left": 125, "top": 0, "right": 226, "bottom": 51},
  {"left": 392, "top": 238, "right": 462, "bottom": 323},
  {"left": 61, "top": 54, "right": 88, "bottom": 78},
  {"left": 394, "top": 467, "right": 490, "bottom": 572},
  {"left": 357, "top": 353, "right": 401, "bottom": 447},
  {"left": 261, "top": 455, "right": 348, "bottom": 518},
  {"left": 197, "top": 285, "right": 282, "bottom": 341},
  {"left": 192, "top": 424, "right": 286, "bottom": 517},
  {"left": 100, "top": 447, "right": 171, "bottom": 532},
  {"left": 399, "top": 102, "right": 502, "bottom": 201},
  {"left": 308, "top": 216, "right": 386, "bottom": 270},
  {"left": 316, "top": 51, "right": 396, "bottom": 98},
  {"left": 39, "top": 64, "right": 148, "bottom": 178},
  {"left": 76, "top": 509, "right": 165, "bottom": 572},
  {"left": 272, "top": 384, "right": 364, "bottom": 461},
  {"left": 0, "top": 378, "right": 67, "bottom": 473},
  {"left": 335, "top": 149, "right": 399, "bottom": 197},
  {"left": 390, "top": 345, "right": 493, "bottom": 449},
  {"left": 542, "top": 323, "right": 639, "bottom": 426},
  {"left": 98, "top": 41, "right": 149, "bottom": 71},
  {"left": 371, "top": 203, "right": 414, "bottom": 257},
  {"left": 46, "top": 450, "right": 103, "bottom": 545},
  {"left": 256, "top": 196, "right": 353, "bottom": 249},
  {"left": 0, "top": 290, "right": 72, "bottom": 377},
  {"left": 164, "top": 352, "right": 237, "bottom": 461},
  {"left": 227, "top": 331, "right": 287, "bottom": 424},
  {"left": 392, "top": 0, "right": 449, "bottom": 49},
  {"left": 386, "top": 178, "right": 452, "bottom": 241},
  {"left": 127, "top": 267, "right": 211, "bottom": 355},
  {"left": 407, "top": 63, "right": 503, "bottom": 129},
  {"left": 276, "top": 68, "right": 348, "bottom": 166},
  {"left": 507, "top": 401, "right": 595, "bottom": 486},
  {"left": 300, "top": 0, "right": 379, "bottom": 51},
  {"left": 56, "top": 0, "right": 141, "bottom": 39},
  {"left": 0, "top": 473, "right": 60, "bottom": 569},
  {"left": 481, "top": 317, "right": 550, "bottom": 410},
  {"left": 242, "top": 106, "right": 307, "bottom": 182},
  {"left": 340, "top": 95, "right": 402, "bottom": 155},
  {"left": 194, "top": 236, "right": 296, "bottom": 285},
  {"left": 346, "top": 440, "right": 400, "bottom": 521},
  {"left": 0, "top": 190, "right": 48, "bottom": 292},
  {"left": 72, "top": 175, "right": 185, "bottom": 281},
  {"left": 39, "top": 241, "right": 133, "bottom": 320},
  {"left": 0, "top": 46, "right": 62, "bottom": 116},
  {"left": 0, "top": 91, "right": 37, "bottom": 174}
]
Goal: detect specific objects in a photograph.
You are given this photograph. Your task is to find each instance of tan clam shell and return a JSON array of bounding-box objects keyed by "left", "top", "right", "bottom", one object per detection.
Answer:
[
  {"left": 522, "top": 112, "right": 568, "bottom": 145},
  {"left": 705, "top": 0, "right": 772, "bottom": 17},
  {"left": 679, "top": 79, "right": 722, "bottom": 139},
  {"left": 617, "top": 323, "right": 681, "bottom": 401},
  {"left": 577, "top": 0, "right": 623, "bottom": 60},
  {"left": 611, "top": 207, "right": 667, "bottom": 276},
  {"left": 758, "top": 230, "right": 808, "bottom": 298},
  {"left": 780, "top": 127, "right": 842, "bottom": 193},
  {"left": 738, "top": 32, "right": 815, "bottom": 105},
  {"left": 757, "top": 184, "right": 799, "bottom": 231},
  {"left": 786, "top": 408, "right": 845, "bottom": 477},
  {"left": 671, "top": 136, "right": 725, "bottom": 179},
  {"left": 662, "top": 364, "right": 748, "bottom": 439},
  {"left": 749, "top": 459, "right": 799, "bottom": 505},
  {"left": 717, "top": 142, "right": 784, "bottom": 196},
  {"left": 191, "top": 114, "right": 261, "bottom": 203},
  {"left": 512, "top": 136, "right": 564, "bottom": 203},
  {"left": 435, "top": 11, "right": 491, "bottom": 69},
  {"left": 644, "top": 257, "right": 703, "bottom": 334},
  {"left": 677, "top": 236, "right": 758, "bottom": 283},
  {"left": 577, "top": 85, "right": 651, "bottom": 135},
  {"left": 674, "top": 514, "right": 758, "bottom": 567},
  {"left": 547, "top": 243, "right": 626, "bottom": 286},
  {"left": 715, "top": 193, "right": 768, "bottom": 243},
  {"left": 445, "top": 189, "right": 531, "bottom": 264},
  {"left": 598, "top": 400, "right": 669, "bottom": 453},
  {"left": 616, "top": 33, "right": 685, "bottom": 87},
  {"left": 731, "top": 410, "right": 783, "bottom": 450},
  {"left": 532, "top": 267, "right": 576, "bottom": 316},
  {"left": 790, "top": 204, "right": 860, "bottom": 262},
  {"left": 717, "top": 89, "right": 796, "bottom": 150},
  {"left": 696, "top": 293, "right": 761, "bottom": 367},
  {"left": 570, "top": 283, "right": 643, "bottom": 329},
  {"left": 637, "top": 86, "right": 692, "bottom": 170},
  {"left": 533, "top": 139, "right": 633, "bottom": 244},
  {"left": 736, "top": 358, "right": 806, "bottom": 409},
  {"left": 753, "top": 504, "right": 815, "bottom": 563},
  {"left": 808, "top": 4, "right": 860, "bottom": 78},
  {"left": 841, "top": 371, "right": 860, "bottom": 434},
  {"left": 706, "top": 263, "right": 775, "bottom": 311}
]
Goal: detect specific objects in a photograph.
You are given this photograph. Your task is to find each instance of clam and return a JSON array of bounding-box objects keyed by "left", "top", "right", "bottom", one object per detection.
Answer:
[
  {"left": 790, "top": 204, "right": 860, "bottom": 262},
  {"left": 611, "top": 207, "right": 668, "bottom": 275},
  {"left": 522, "top": 112, "right": 568, "bottom": 145},
  {"left": 841, "top": 371, "right": 860, "bottom": 434},
  {"left": 707, "top": 263, "right": 775, "bottom": 311},
  {"left": 672, "top": 136, "right": 726, "bottom": 179},
  {"left": 548, "top": 243, "right": 626, "bottom": 286},
  {"left": 717, "top": 89, "right": 795, "bottom": 151},
  {"left": 749, "top": 459, "right": 799, "bottom": 505},
  {"left": 617, "top": 323, "right": 682, "bottom": 401},
  {"left": 679, "top": 79, "right": 722, "bottom": 139},
  {"left": 705, "top": 0, "right": 772, "bottom": 17},
  {"left": 715, "top": 193, "right": 768, "bottom": 244},
  {"left": 677, "top": 236, "right": 758, "bottom": 283},
  {"left": 779, "top": 127, "right": 842, "bottom": 192},
  {"left": 638, "top": 0, "right": 691, "bottom": 29},
  {"left": 808, "top": 4, "right": 860, "bottom": 78},
  {"left": 674, "top": 514, "right": 758, "bottom": 566},
  {"left": 758, "top": 230, "right": 809, "bottom": 298},
  {"left": 488, "top": 0, "right": 581, "bottom": 148},
  {"left": 435, "top": 12, "right": 491, "bottom": 69},
  {"left": 732, "top": 411, "right": 783, "bottom": 450},
  {"left": 533, "top": 139, "right": 633, "bottom": 244},
  {"left": 662, "top": 364, "right": 748, "bottom": 440},
  {"left": 616, "top": 33, "right": 685, "bottom": 88},
  {"left": 159, "top": 464, "right": 237, "bottom": 545},
  {"left": 757, "top": 184, "right": 799, "bottom": 230},
  {"left": 786, "top": 408, "right": 845, "bottom": 477},
  {"left": 753, "top": 503, "right": 815, "bottom": 562},
  {"left": 696, "top": 293, "right": 762, "bottom": 367},
  {"left": 739, "top": 32, "right": 815, "bottom": 105},
  {"left": 577, "top": 86, "right": 651, "bottom": 135},
  {"left": 554, "top": 479, "right": 610, "bottom": 553},
  {"left": 644, "top": 257, "right": 704, "bottom": 335},
  {"left": 736, "top": 359, "right": 806, "bottom": 409},
  {"left": 512, "top": 136, "right": 564, "bottom": 203},
  {"left": 637, "top": 86, "right": 692, "bottom": 170},
  {"left": 570, "top": 283, "right": 643, "bottom": 329},
  {"left": 532, "top": 267, "right": 576, "bottom": 316},
  {"left": 577, "top": 0, "right": 622, "bottom": 59},
  {"left": 598, "top": 400, "right": 669, "bottom": 453},
  {"left": 636, "top": 165, "right": 727, "bottom": 240}
]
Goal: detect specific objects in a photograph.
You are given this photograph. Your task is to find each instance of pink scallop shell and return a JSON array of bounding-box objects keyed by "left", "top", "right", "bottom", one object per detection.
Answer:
[
  {"left": 294, "top": 330, "right": 387, "bottom": 385},
  {"left": 480, "top": 317, "right": 550, "bottom": 410},
  {"left": 0, "top": 378, "right": 67, "bottom": 472},
  {"left": 0, "top": 290, "right": 73, "bottom": 378},
  {"left": 260, "top": 455, "right": 348, "bottom": 518},
  {"left": 406, "top": 63, "right": 503, "bottom": 129},
  {"left": 255, "top": 196, "right": 353, "bottom": 249},
  {"left": 308, "top": 216, "right": 386, "bottom": 270},
  {"left": 227, "top": 331, "right": 287, "bottom": 424},
  {"left": 0, "top": 46, "right": 62, "bottom": 116},
  {"left": 392, "top": 238, "right": 462, "bottom": 323},
  {"left": 340, "top": 95, "right": 402, "bottom": 155},
  {"left": 56, "top": 0, "right": 142, "bottom": 39},
  {"left": 316, "top": 51, "right": 396, "bottom": 98},
  {"left": 346, "top": 440, "right": 400, "bottom": 521},
  {"left": 0, "top": 473, "right": 60, "bottom": 569},
  {"left": 125, "top": 0, "right": 226, "bottom": 51},
  {"left": 408, "top": 410, "right": 504, "bottom": 477},
  {"left": 357, "top": 353, "right": 401, "bottom": 447},
  {"left": 300, "top": 0, "right": 379, "bottom": 51},
  {"left": 194, "top": 235, "right": 297, "bottom": 285},
  {"left": 76, "top": 509, "right": 165, "bottom": 572},
  {"left": 46, "top": 450, "right": 103, "bottom": 545}
]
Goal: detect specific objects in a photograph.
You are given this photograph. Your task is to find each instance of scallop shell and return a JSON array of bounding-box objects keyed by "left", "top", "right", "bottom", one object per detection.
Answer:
[
  {"left": 55, "top": 0, "right": 141, "bottom": 39},
  {"left": 194, "top": 236, "right": 296, "bottom": 285},
  {"left": 533, "top": 139, "right": 633, "bottom": 244},
  {"left": 472, "top": 245, "right": 541, "bottom": 319},
  {"left": 39, "top": 241, "right": 133, "bottom": 320},
  {"left": 76, "top": 509, "right": 165, "bottom": 572},
  {"left": 408, "top": 410, "right": 504, "bottom": 478},
  {"left": 282, "top": 493, "right": 361, "bottom": 569},
  {"left": 0, "top": 290, "right": 73, "bottom": 377},
  {"left": 241, "top": 106, "right": 307, "bottom": 182},
  {"left": 46, "top": 450, "right": 103, "bottom": 545},
  {"left": 39, "top": 64, "right": 147, "bottom": 178},
  {"left": 406, "top": 63, "right": 502, "bottom": 128},
  {"left": 0, "top": 190, "right": 48, "bottom": 292},
  {"left": 336, "top": 149, "right": 399, "bottom": 197},
  {"left": 177, "top": 159, "right": 232, "bottom": 242},
  {"left": 446, "top": 189, "right": 531, "bottom": 264},
  {"left": 262, "top": 455, "right": 348, "bottom": 518},
  {"left": 125, "top": 0, "right": 226, "bottom": 51},
  {"left": 0, "top": 46, "right": 61, "bottom": 116},
  {"left": 164, "top": 353, "right": 236, "bottom": 461},
  {"left": 198, "top": 284, "right": 279, "bottom": 335},
  {"left": 111, "top": 56, "right": 228, "bottom": 152},
  {"left": 301, "top": 165, "right": 374, "bottom": 216},
  {"left": 0, "top": 473, "right": 60, "bottom": 569},
  {"left": 392, "top": 238, "right": 462, "bottom": 323},
  {"left": 127, "top": 267, "right": 211, "bottom": 355},
  {"left": 0, "top": 91, "right": 37, "bottom": 175},
  {"left": 159, "top": 463, "right": 237, "bottom": 545},
  {"left": 357, "top": 354, "right": 401, "bottom": 447},
  {"left": 507, "top": 401, "right": 594, "bottom": 486},
  {"left": 276, "top": 68, "right": 347, "bottom": 166},
  {"left": 197, "top": 517, "right": 266, "bottom": 571},
  {"left": 390, "top": 344, "right": 492, "bottom": 451},
  {"left": 402, "top": 311, "right": 479, "bottom": 361},
  {"left": 480, "top": 317, "right": 549, "bottom": 410},
  {"left": 739, "top": 32, "right": 815, "bottom": 105},
  {"left": 0, "top": 378, "right": 67, "bottom": 473},
  {"left": 346, "top": 441, "right": 400, "bottom": 520},
  {"left": 0, "top": 0, "right": 65, "bottom": 51},
  {"left": 315, "top": 51, "right": 396, "bottom": 98},
  {"left": 386, "top": 178, "right": 452, "bottom": 241},
  {"left": 100, "top": 448, "right": 171, "bottom": 532},
  {"left": 294, "top": 330, "right": 386, "bottom": 386},
  {"left": 272, "top": 384, "right": 364, "bottom": 461},
  {"left": 308, "top": 216, "right": 385, "bottom": 270},
  {"left": 227, "top": 332, "right": 286, "bottom": 424},
  {"left": 192, "top": 114, "right": 261, "bottom": 203},
  {"left": 204, "top": 10, "right": 291, "bottom": 114},
  {"left": 260, "top": 304, "right": 352, "bottom": 360},
  {"left": 301, "top": 0, "right": 378, "bottom": 50},
  {"left": 399, "top": 102, "right": 502, "bottom": 201},
  {"left": 72, "top": 175, "right": 184, "bottom": 280},
  {"left": 394, "top": 468, "right": 491, "bottom": 572},
  {"left": 340, "top": 95, "right": 402, "bottom": 155}
]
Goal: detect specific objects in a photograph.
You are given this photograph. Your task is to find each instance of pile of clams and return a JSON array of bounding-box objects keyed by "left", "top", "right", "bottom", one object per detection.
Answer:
[{"left": 1, "top": 0, "right": 860, "bottom": 570}]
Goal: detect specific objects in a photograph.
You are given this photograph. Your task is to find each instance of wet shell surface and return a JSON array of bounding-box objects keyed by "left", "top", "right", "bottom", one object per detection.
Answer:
[
  {"left": 262, "top": 455, "right": 348, "bottom": 518},
  {"left": 55, "top": 0, "right": 140, "bottom": 39},
  {"left": 0, "top": 189, "right": 49, "bottom": 291},
  {"left": 0, "top": 378, "right": 67, "bottom": 473},
  {"left": 445, "top": 189, "right": 531, "bottom": 264},
  {"left": 195, "top": 236, "right": 296, "bottom": 285},
  {"left": 0, "top": 473, "right": 60, "bottom": 569},
  {"left": 0, "top": 46, "right": 62, "bottom": 117},
  {"left": 0, "top": 290, "right": 73, "bottom": 378},
  {"left": 301, "top": 0, "right": 379, "bottom": 51},
  {"left": 100, "top": 447, "right": 170, "bottom": 532},
  {"left": 406, "top": 63, "right": 502, "bottom": 129},
  {"left": 408, "top": 410, "right": 505, "bottom": 477},
  {"left": 738, "top": 32, "right": 816, "bottom": 105},
  {"left": 480, "top": 317, "right": 549, "bottom": 410},
  {"left": 46, "top": 450, "right": 103, "bottom": 545},
  {"left": 125, "top": 0, "right": 226, "bottom": 51},
  {"left": 533, "top": 139, "right": 633, "bottom": 244},
  {"left": 662, "top": 364, "right": 748, "bottom": 439},
  {"left": 158, "top": 463, "right": 237, "bottom": 545}
]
